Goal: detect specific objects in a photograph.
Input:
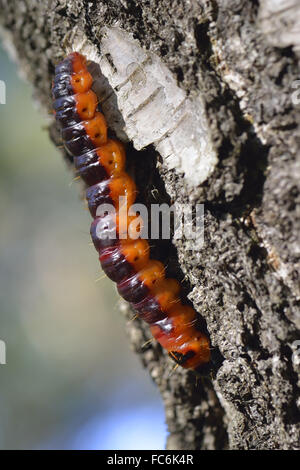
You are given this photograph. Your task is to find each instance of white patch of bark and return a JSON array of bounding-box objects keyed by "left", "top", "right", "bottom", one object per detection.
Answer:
[
  {"left": 258, "top": 0, "right": 300, "bottom": 53},
  {"left": 72, "top": 27, "right": 218, "bottom": 188}
]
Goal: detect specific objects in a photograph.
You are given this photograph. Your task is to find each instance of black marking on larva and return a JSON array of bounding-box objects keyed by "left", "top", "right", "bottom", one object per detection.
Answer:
[
  {"left": 54, "top": 98, "right": 82, "bottom": 128},
  {"left": 99, "top": 246, "right": 134, "bottom": 283},
  {"left": 169, "top": 350, "right": 196, "bottom": 366},
  {"left": 52, "top": 73, "right": 73, "bottom": 99},
  {"left": 117, "top": 273, "right": 150, "bottom": 304},
  {"left": 74, "top": 149, "right": 109, "bottom": 186},
  {"left": 61, "top": 122, "right": 86, "bottom": 142},
  {"left": 53, "top": 94, "right": 76, "bottom": 113},
  {"left": 64, "top": 131, "right": 96, "bottom": 157},
  {"left": 90, "top": 215, "right": 119, "bottom": 253},
  {"left": 86, "top": 180, "right": 114, "bottom": 217},
  {"left": 54, "top": 58, "right": 73, "bottom": 76},
  {"left": 132, "top": 295, "right": 167, "bottom": 324}
]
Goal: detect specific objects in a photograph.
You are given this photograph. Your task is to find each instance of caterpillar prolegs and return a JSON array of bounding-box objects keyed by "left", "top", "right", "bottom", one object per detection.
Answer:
[{"left": 52, "top": 52, "right": 211, "bottom": 371}]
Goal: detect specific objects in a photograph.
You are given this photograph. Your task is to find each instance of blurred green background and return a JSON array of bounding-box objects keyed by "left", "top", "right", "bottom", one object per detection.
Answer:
[{"left": 0, "top": 44, "right": 165, "bottom": 450}]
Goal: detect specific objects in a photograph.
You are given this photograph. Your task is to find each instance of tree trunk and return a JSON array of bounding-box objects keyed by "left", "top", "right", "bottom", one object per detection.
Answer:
[{"left": 1, "top": 0, "right": 299, "bottom": 450}]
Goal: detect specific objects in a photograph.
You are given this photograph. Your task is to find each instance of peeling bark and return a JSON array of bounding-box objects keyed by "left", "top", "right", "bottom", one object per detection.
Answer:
[{"left": 1, "top": 0, "right": 299, "bottom": 450}]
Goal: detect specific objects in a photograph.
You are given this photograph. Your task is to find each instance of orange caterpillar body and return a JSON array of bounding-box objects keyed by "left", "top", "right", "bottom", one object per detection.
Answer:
[{"left": 52, "top": 52, "right": 210, "bottom": 371}]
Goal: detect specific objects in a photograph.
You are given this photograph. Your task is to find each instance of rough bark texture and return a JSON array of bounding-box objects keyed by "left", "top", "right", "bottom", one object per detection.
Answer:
[{"left": 1, "top": 0, "right": 299, "bottom": 450}]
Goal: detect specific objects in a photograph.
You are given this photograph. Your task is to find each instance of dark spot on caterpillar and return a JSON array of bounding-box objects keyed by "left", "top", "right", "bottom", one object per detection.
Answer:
[{"left": 169, "top": 350, "right": 196, "bottom": 366}]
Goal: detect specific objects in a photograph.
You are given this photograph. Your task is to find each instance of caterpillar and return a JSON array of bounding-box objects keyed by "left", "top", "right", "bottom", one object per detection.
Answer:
[{"left": 52, "top": 52, "right": 211, "bottom": 371}]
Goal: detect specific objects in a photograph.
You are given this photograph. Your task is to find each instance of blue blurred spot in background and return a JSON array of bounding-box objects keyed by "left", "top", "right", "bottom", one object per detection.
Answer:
[{"left": 71, "top": 404, "right": 166, "bottom": 450}]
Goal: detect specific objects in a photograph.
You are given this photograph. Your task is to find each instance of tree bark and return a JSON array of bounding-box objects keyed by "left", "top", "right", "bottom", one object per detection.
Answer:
[{"left": 1, "top": 0, "right": 299, "bottom": 450}]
